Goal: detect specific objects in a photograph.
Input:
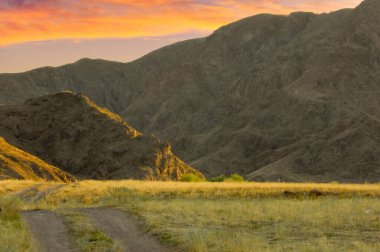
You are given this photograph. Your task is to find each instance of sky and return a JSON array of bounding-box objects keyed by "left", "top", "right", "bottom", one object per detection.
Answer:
[{"left": 0, "top": 0, "right": 362, "bottom": 73}]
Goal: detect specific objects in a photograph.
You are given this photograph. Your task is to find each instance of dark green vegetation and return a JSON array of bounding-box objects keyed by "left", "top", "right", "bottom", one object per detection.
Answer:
[
  {"left": 209, "top": 174, "right": 245, "bottom": 182},
  {"left": 0, "top": 0, "right": 379, "bottom": 182},
  {"left": 181, "top": 173, "right": 206, "bottom": 182}
]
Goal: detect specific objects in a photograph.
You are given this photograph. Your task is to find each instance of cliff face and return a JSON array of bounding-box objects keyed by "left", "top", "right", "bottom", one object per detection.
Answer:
[
  {"left": 0, "top": 1, "right": 380, "bottom": 182},
  {"left": 0, "top": 92, "right": 203, "bottom": 180}
]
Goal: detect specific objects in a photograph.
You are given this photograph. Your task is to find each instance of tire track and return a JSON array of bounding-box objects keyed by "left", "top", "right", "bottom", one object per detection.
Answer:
[
  {"left": 22, "top": 210, "right": 76, "bottom": 252},
  {"left": 82, "top": 208, "right": 171, "bottom": 252}
]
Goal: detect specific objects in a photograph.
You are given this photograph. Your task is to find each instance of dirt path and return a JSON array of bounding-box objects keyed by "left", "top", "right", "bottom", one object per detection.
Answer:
[
  {"left": 10, "top": 184, "right": 66, "bottom": 203},
  {"left": 10, "top": 184, "right": 40, "bottom": 198},
  {"left": 21, "top": 210, "right": 76, "bottom": 252},
  {"left": 28, "top": 184, "right": 66, "bottom": 203},
  {"left": 82, "top": 207, "right": 171, "bottom": 252}
]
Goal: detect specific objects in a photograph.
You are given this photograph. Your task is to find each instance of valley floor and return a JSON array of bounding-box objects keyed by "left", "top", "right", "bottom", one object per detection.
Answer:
[{"left": 0, "top": 180, "right": 380, "bottom": 252}]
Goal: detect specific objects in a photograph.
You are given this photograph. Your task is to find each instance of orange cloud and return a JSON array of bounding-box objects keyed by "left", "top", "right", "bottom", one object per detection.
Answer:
[{"left": 0, "top": 0, "right": 362, "bottom": 46}]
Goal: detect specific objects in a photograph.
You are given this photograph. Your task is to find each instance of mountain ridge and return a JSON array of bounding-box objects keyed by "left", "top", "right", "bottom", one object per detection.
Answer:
[{"left": 0, "top": 92, "right": 203, "bottom": 180}]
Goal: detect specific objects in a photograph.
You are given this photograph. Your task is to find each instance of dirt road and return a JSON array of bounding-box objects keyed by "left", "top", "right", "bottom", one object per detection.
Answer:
[
  {"left": 18, "top": 184, "right": 171, "bottom": 252},
  {"left": 83, "top": 207, "right": 170, "bottom": 252},
  {"left": 22, "top": 210, "right": 76, "bottom": 252}
]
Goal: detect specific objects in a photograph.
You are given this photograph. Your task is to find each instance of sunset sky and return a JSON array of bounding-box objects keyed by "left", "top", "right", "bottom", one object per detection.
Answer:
[{"left": 0, "top": 0, "right": 361, "bottom": 73}]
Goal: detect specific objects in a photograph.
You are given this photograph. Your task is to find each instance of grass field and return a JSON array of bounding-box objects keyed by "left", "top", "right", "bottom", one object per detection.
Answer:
[{"left": 1, "top": 180, "right": 380, "bottom": 252}]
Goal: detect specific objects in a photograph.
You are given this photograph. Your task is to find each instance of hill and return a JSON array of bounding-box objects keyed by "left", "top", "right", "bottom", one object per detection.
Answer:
[
  {"left": 0, "top": 92, "right": 202, "bottom": 180},
  {"left": 0, "top": 0, "right": 379, "bottom": 182},
  {"left": 0, "top": 137, "right": 75, "bottom": 182}
]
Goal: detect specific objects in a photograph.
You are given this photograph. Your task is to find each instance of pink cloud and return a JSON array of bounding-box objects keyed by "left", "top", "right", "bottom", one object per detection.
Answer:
[{"left": 0, "top": 0, "right": 362, "bottom": 45}]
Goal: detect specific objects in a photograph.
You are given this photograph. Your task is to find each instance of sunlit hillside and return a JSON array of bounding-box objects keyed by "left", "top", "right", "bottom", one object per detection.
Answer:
[{"left": 0, "top": 138, "right": 75, "bottom": 182}]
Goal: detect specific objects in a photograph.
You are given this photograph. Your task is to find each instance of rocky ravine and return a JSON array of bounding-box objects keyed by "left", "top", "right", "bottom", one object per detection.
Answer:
[
  {"left": 0, "top": 0, "right": 379, "bottom": 182},
  {"left": 0, "top": 92, "right": 203, "bottom": 180}
]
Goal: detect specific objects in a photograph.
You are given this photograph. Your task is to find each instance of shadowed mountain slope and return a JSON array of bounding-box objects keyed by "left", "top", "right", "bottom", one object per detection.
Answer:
[
  {"left": 0, "top": 0, "right": 379, "bottom": 182},
  {"left": 0, "top": 92, "right": 202, "bottom": 180},
  {"left": 0, "top": 137, "right": 75, "bottom": 182}
]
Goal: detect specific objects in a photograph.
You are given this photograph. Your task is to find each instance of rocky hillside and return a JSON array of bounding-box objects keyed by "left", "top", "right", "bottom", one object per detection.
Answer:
[
  {"left": 0, "top": 92, "right": 202, "bottom": 180},
  {"left": 0, "top": 0, "right": 379, "bottom": 182},
  {"left": 0, "top": 137, "right": 75, "bottom": 182}
]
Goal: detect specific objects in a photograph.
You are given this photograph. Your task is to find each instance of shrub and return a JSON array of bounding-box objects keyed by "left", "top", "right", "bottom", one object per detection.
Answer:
[
  {"left": 225, "top": 173, "right": 245, "bottom": 182},
  {"left": 209, "top": 175, "right": 226, "bottom": 182},
  {"left": 209, "top": 173, "right": 245, "bottom": 182},
  {"left": 180, "top": 173, "right": 205, "bottom": 182}
]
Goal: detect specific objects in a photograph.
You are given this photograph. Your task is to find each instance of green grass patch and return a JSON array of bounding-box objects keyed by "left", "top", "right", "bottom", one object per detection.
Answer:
[
  {"left": 0, "top": 196, "right": 34, "bottom": 252},
  {"left": 59, "top": 210, "right": 121, "bottom": 252}
]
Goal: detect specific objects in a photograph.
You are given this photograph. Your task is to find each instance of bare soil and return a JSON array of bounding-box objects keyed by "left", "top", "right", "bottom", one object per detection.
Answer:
[
  {"left": 19, "top": 185, "right": 170, "bottom": 252},
  {"left": 82, "top": 207, "right": 170, "bottom": 252},
  {"left": 21, "top": 210, "right": 76, "bottom": 252}
]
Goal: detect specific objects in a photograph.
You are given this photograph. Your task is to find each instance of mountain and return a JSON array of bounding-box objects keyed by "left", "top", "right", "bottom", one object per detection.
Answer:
[
  {"left": 0, "top": 137, "right": 75, "bottom": 182},
  {"left": 0, "top": 92, "right": 202, "bottom": 180},
  {"left": 0, "top": 0, "right": 379, "bottom": 182}
]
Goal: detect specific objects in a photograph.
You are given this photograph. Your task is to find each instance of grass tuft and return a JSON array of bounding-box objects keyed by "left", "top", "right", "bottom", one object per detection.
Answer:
[
  {"left": 0, "top": 196, "right": 34, "bottom": 252},
  {"left": 59, "top": 210, "right": 121, "bottom": 252}
]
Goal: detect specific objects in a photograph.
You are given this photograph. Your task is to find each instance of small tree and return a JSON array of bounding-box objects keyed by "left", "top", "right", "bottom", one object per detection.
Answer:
[{"left": 180, "top": 173, "right": 205, "bottom": 182}]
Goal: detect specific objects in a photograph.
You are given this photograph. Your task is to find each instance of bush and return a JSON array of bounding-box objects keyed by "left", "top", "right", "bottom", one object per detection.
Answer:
[
  {"left": 180, "top": 173, "right": 205, "bottom": 182},
  {"left": 209, "top": 173, "right": 245, "bottom": 182},
  {"left": 225, "top": 174, "right": 245, "bottom": 182},
  {"left": 209, "top": 175, "right": 226, "bottom": 182}
]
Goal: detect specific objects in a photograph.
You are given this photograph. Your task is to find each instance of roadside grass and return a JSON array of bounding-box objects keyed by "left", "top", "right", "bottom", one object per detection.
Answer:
[
  {"left": 122, "top": 197, "right": 380, "bottom": 251},
  {"left": 1, "top": 180, "right": 380, "bottom": 251},
  {"left": 0, "top": 196, "right": 34, "bottom": 252},
  {"left": 22, "top": 180, "right": 380, "bottom": 207},
  {"left": 58, "top": 210, "right": 121, "bottom": 252},
  {"left": 0, "top": 180, "right": 43, "bottom": 195}
]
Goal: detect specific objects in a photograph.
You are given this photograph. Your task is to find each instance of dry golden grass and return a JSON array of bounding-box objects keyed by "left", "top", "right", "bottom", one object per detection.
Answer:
[
  {"left": 34, "top": 180, "right": 380, "bottom": 201},
  {"left": 36, "top": 180, "right": 380, "bottom": 203},
  {"left": 0, "top": 196, "right": 34, "bottom": 252},
  {"left": 2, "top": 179, "right": 379, "bottom": 197},
  {"left": 1, "top": 180, "right": 380, "bottom": 252},
  {"left": 0, "top": 180, "right": 44, "bottom": 194}
]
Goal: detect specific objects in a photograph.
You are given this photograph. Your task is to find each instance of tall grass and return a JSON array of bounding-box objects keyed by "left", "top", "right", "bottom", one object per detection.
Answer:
[
  {"left": 0, "top": 196, "right": 34, "bottom": 252},
  {"left": 1, "top": 180, "right": 380, "bottom": 251},
  {"left": 59, "top": 210, "right": 121, "bottom": 252},
  {"left": 119, "top": 197, "right": 380, "bottom": 252}
]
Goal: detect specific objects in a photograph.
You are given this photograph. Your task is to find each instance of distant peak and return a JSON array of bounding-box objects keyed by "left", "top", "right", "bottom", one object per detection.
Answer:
[
  {"left": 354, "top": 0, "right": 380, "bottom": 17},
  {"left": 357, "top": 0, "right": 380, "bottom": 8},
  {"left": 75, "top": 58, "right": 94, "bottom": 63}
]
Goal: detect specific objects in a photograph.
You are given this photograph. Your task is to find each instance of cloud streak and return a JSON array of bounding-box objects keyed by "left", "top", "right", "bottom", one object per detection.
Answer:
[{"left": 0, "top": 0, "right": 362, "bottom": 46}]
